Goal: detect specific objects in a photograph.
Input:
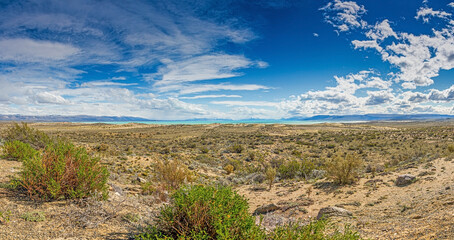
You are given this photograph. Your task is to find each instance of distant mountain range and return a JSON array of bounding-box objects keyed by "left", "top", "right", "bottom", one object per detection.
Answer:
[{"left": 0, "top": 114, "right": 453, "bottom": 123}]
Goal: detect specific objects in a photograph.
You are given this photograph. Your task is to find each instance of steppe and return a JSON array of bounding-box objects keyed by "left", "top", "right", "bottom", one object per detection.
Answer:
[{"left": 0, "top": 121, "right": 453, "bottom": 239}]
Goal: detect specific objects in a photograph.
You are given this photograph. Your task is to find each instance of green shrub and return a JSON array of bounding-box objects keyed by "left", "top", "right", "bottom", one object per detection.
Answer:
[
  {"left": 265, "top": 167, "right": 277, "bottom": 190},
  {"left": 0, "top": 210, "right": 11, "bottom": 225},
  {"left": 20, "top": 141, "right": 109, "bottom": 200},
  {"left": 2, "top": 140, "right": 38, "bottom": 161},
  {"left": 278, "top": 158, "right": 315, "bottom": 180},
  {"left": 229, "top": 144, "right": 244, "bottom": 153},
  {"left": 325, "top": 153, "right": 363, "bottom": 185},
  {"left": 21, "top": 211, "right": 46, "bottom": 222},
  {"left": 135, "top": 185, "right": 362, "bottom": 240},
  {"left": 135, "top": 185, "right": 262, "bottom": 240},
  {"left": 270, "top": 219, "right": 361, "bottom": 240},
  {"left": 3, "top": 122, "right": 52, "bottom": 150}
]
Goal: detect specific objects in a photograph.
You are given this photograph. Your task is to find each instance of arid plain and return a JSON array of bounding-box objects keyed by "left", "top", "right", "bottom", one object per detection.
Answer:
[{"left": 0, "top": 121, "right": 453, "bottom": 239}]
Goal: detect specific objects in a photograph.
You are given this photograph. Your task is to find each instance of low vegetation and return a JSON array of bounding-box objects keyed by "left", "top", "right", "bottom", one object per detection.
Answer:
[{"left": 135, "top": 185, "right": 361, "bottom": 240}]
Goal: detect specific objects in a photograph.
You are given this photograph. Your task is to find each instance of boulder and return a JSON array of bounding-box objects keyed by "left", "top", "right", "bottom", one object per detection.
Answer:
[
  {"left": 395, "top": 174, "right": 416, "bottom": 186},
  {"left": 316, "top": 206, "right": 352, "bottom": 219},
  {"left": 253, "top": 203, "right": 280, "bottom": 216}
]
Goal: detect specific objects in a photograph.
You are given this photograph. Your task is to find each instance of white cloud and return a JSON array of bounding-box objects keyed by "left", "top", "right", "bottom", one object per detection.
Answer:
[
  {"left": 180, "top": 95, "right": 242, "bottom": 99},
  {"left": 152, "top": 54, "right": 266, "bottom": 85},
  {"left": 365, "top": 90, "right": 394, "bottom": 105},
  {"left": 0, "top": 38, "right": 79, "bottom": 62},
  {"left": 416, "top": 7, "right": 451, "bottom": 23},
  {"left": 320, "top": 0, "right": 367, "bottom": 32},
  {"left": 210, "top": 101, "right": 279, "bottom": 107},
  {"left": 32, "top": 92, "right": 69, "bottom": 104},
  {"left": 366, "top": 20, "right": 397, "bottom": 40},
  {"left": 352, "top": 40, "right": 383, "bottom": 52},
  {"left": 156, "top": 83, "right": 270, "bottom": 95}
]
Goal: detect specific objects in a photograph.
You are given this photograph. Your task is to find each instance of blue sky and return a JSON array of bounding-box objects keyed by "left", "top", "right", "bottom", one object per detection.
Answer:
[{"left": 0, "top": 0, "right": 453, "bottom": 120}]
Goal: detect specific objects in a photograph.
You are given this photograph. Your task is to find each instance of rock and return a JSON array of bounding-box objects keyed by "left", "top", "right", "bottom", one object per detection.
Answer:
[
  {"left": 109, "top": 183, "right": 124, "bottom": 196},
  {"left": 395, "top": 174, "right": 416, "bottom": 186},
  {"left": 253, "top": 203, "right": 280, "bottom": 216},
  {"left": 137, "top": 176, "right": 147, "bottom": 183},
  {"left": 308, "top": 169, "right": 326, "bottom": 179},
  {"left": 317, "top": 206, "right": 352, "bottom": 219}
]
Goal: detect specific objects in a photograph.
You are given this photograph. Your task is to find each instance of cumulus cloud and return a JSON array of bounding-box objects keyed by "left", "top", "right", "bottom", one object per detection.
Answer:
[
  {"left": 320, "top": 0, "right": 367, "bottom": 32},
  {"left": 365, "top": 91, "right": 393, "bottom": 105},
  {"left": 366, "top": 20, "right": 397, "bottom": 40}
]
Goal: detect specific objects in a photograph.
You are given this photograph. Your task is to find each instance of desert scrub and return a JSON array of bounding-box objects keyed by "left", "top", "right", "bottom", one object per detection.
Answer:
[
  {"left": 3, "top": 122, "right": 52, "bottom": 149},
  {"left": 20, "top": 141, "right": 109, "bottom": 200},
  {"left": 135, "top": 185, "right": 362, "bottom": 240},
  {"left": 265, "top": 167, "right": 277, "bottom": 190},
  {"left": 278, "top": 158, "right": 315, "bottom": 180},
  {"left": 21, "top": 211, "right": 46, "bottom": 222},
  {"left": 0, "top": 210, "right": 11, "bottom": 225},
  {"left": 326, "top": 153, "right": 363, "bottom": 185},
  {"left": 269, "top": 219, "right": 361, "bottom": 240},
  {"left": 135, "top": 185, "right": 263, "bottom": 240},
  {"left": 2, "top": 140, "right": 38, "bottom": 161},
  {"left": 154, "top": 159, "right": 194, "bottom": 190}
]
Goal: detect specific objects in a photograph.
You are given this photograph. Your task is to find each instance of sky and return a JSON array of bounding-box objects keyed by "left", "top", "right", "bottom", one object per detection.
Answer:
[{"left": 0, "top": 0, "right": 454, "bottom": 120}]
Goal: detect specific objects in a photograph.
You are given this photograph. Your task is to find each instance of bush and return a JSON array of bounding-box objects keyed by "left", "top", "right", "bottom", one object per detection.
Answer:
[
  {"left": 3, "top": 122, "right": 52, "bottom": 150},
  {"left": 2, "top": 140, "right": 38, "bottom": 161},
  {"left": 229, "top": 144, "right": 244, "bottom": 153},
  {"left": 136, "top": 185, "right": 262, "bottom": 240},
  {"left": 20, "top": 141, "right": 109, "bottom": 200},
  {"left": 270, "top": 219, "right": 361, "bottom": 240},
  {"left": 278, "top": 158, "right": 315, "bottom": 180},
  {"left": 325, "top": 153, "right": 363, "bottom": 185},
  {"left": 224, "top": 164, "right": 235, "bottom": 174},
  {"left": 154, "top": 160, "right": 194, "bottom": 190},
  {"left": 135, "top": 185, "right": 362, "bottom": 240},
  {"left": 265, "top": 167, "right": 276, "bottom": 190}
]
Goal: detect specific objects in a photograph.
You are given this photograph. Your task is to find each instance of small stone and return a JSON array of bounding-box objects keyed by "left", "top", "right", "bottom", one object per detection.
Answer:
[
  {"left": 253, "top": 203, "right": 280, "bottom": 216},
  {"left": 137, "top": 176, "right": 147, "bottom": 183},
  {"left": 395, "top": 174, "right": 416, "bottom": 186},
  {"left": 317, "top": 206, "right": 352, "bottom": 219}
]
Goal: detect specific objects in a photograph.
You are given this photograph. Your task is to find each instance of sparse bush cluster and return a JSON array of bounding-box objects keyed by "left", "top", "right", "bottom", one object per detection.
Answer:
[
  {"left": 278, "top": 158, "right": 316, "bottom": 180},
  {"left": 2, "top": 140, "right": 38, "bottom": 161},
  {"left": 2, "top": 123, "right": 109, "bottom": 200},
  {"left": 325, "top": 153, "right": 363, "bottom": 185},
  {"left": 135, "top": 185, "right": 362, "bottom": 240},
  {"left": 154, "top": 159, "right": 194, "bottom": 190},
  {"left": 20, "top": 141, "right": 109, "bottom": 200}
]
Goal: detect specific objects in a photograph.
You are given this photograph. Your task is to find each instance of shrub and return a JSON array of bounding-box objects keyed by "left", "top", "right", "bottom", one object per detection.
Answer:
[
  {"left": 229, "top": 144, "right": 244, "bottom": 153},
  {"left": 270, "top": 219, "right": 361, "bottom": 240},
  {"left": 2, "top": 140, "right": 38, "bottom": 161},
  {"left": 448, "top": 144, "right": 454, "bottom": 153},
  {"left": 20, "top": 141, "right": 109, "bottom": 200},
  {"left": 265, "top": 167, "right": 277, "bottom": 190},
  {"left": 224, "top": 164, "right": 235, "bottom": 174},
  {"left": 135, "top": 186, "right": 362, "bottom": 240},
  {"left": 135, "top": 185, "right": 262, "bottom": 240},
  {"left": 0, "top": 210, "right": 11, "bottom": 225},
  {"left": 21, "top": 211, "right": 46, "bottom": 222},
  {"left": 3, "top": 122, "right": 52, "bottom": 150},
  {"left": 325, "top": 153, "right": 363, "bottom": 185},
  {"left": 154, "top": 160, "right": 194, "bottom": 190},
  {"left": 278, "top": 158, "right": 315, "bottom": 180}
]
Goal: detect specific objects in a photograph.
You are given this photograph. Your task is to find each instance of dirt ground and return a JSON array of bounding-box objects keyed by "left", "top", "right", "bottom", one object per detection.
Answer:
[{"left": 0, "top": 122, "right": 453, "bottom": 239}]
